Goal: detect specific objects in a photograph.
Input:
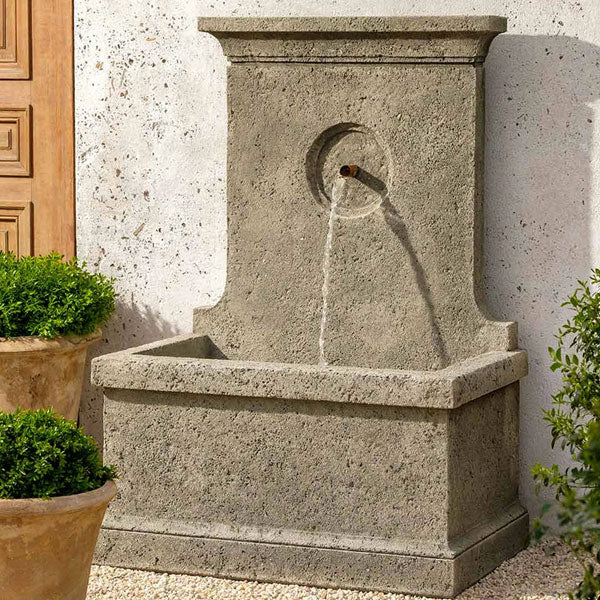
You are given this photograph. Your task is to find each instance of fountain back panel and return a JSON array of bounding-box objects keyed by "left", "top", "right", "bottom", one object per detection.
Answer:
[{"left": 93, "top": 17, "right": 528, "bottom": 598}]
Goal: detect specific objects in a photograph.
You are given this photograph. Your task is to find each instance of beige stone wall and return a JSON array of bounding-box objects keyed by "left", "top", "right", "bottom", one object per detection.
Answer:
[{"left": 75, "top": 0, "right": 600, "bottom": 518}]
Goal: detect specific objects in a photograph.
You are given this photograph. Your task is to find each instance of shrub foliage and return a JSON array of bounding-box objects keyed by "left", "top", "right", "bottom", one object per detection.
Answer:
[
  {"left": 0, "top": 409, "right": 117, "bottom": 499},
  {"left": 0, "top": 252, "right": 115, "bottom": 339},
  {"left": 532, "top": 269, "right": 600, "bottom": 599}
]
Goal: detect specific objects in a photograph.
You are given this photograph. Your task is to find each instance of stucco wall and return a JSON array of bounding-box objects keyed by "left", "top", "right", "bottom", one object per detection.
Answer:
[{"left": 75, "top": 0, "right": 600, "bottom": 518}]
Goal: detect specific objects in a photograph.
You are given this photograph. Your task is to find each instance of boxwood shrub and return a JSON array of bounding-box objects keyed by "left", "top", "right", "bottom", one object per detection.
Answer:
[
  {"left": 0, "top": 409, "right": 117, "bottom": 499},
  {"left": 0, "top": 252, "right": 115, "bottom": 339},
  {"left": 532, "top": 269, "right": 600, "bottom": 599}
]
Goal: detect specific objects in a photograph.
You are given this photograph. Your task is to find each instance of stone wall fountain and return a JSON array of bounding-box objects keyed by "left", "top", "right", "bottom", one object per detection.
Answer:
[{"left": 93, "top": 17, "right": 528, "bottom": 598}]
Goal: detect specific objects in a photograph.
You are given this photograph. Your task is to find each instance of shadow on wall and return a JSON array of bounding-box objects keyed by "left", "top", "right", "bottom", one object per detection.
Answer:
[
  {"left": 483, "top": 35, "right": 600, "bottom": 513},
  {"left": 79, "top": 300, "right": 178, "bottom": 448},
  {"left": 380, "top": 196, "right": 450, "bottom": 367}
]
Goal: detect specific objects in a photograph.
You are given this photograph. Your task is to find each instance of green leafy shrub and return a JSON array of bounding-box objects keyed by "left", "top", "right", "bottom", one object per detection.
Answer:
[
  {"left": 0, "top": 409, "right": 117, "bottom": 499},
  {"left": 0, "top": 252, "right": 115, "bottom": 339},
  {"left": 532, "top": 268, "right": 600, "bottom": 600}
]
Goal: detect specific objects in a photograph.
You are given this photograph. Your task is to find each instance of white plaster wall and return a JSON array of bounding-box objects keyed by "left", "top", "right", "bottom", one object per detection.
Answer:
[{"left": 75, "top": 0, "right": 600, "bottom": 517}]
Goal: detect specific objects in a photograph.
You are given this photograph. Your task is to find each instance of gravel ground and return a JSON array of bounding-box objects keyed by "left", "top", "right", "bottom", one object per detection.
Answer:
[{"left": 88, "top": 540, "right": 581, "bottom": 600}]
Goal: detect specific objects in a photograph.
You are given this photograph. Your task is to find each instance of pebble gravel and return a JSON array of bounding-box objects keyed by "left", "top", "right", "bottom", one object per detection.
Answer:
[{"left": 88, "top": 540, "right": 581, "bottom": 600}]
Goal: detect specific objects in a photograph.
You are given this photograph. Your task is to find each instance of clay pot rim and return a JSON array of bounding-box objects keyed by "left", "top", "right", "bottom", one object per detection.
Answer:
[
  {"left": 0, "top": 480, "right": 117, "bottom": 516},
  {"left": 0, "top": 329, "right": 102, "bottom": 354}
]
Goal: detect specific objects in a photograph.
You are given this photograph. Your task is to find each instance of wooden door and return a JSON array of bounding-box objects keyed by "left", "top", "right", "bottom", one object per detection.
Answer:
[{"left": 0, "top": 0, "right": 74, "bottom": 258}]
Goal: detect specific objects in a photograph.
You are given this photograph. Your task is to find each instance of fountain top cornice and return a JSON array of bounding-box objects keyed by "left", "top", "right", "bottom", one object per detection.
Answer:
[{"left": 197, "top": 16, "right": 506, "bottom": 63}]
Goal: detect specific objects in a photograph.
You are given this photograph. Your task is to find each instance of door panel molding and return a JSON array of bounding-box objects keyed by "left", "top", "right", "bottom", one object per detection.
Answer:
[
  {"left": 0, "top": 0, "right": 30, "bottom": 80},
  {"left": 0, "top": 105, "right": 31, "bottom": 175},
  {"left": 0, "top": 198, "right": 31, "bottom": 255}
]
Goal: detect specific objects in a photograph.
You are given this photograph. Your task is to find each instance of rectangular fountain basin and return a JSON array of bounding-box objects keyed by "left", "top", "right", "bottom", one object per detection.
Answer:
[{"left": 92, "top": 334, "right": 528, "bottom": 598}]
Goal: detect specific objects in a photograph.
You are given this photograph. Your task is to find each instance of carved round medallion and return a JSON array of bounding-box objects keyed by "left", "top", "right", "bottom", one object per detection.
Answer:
[{"left": 306, "top": 123, "right": 391, "bottom": 218}]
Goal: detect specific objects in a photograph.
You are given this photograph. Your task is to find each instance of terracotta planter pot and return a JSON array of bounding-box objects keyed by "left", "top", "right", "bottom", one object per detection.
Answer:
[
  {"left": 0, "top": 331, "right": 101, "bottom": 420},
  {"left": 0, "top": 480, "right": 116, "bottom": 600}
]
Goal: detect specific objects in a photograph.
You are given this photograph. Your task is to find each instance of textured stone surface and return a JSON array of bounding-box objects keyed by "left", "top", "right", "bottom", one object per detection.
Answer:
[
  {"left": 96, "top": 516, "right": 528, "bottom": 598},
  {"left": 89, "top": 539, "right": 582, "bottom": 600},
  {"left": 97, "top": 383, "right": 525, "bottom": 597},
  {"left": 74, "top": 0, "right": 227, "bottom": 444},
  {"left": 193, "top": 19, "right": 513, "bottom": 371},
  {"left": 196, "top": 16, "right": 507, "bottom": 62},
  {"left": 92, "top": 17, "right": 527, "bottom": 597},
  {"left": 197, "top": 16, "right": 507, "bottom": 32},
  {"left": 92, "top": 335, "right": 528, "bottom": 409}
]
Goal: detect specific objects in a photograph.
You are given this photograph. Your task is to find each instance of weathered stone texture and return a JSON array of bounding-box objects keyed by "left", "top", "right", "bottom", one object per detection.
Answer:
[
  {"left": 193, "top": 19, "right": 515, "bottom": 370},
  {"left": 94, "top": 17, "right": 528, "bottom": 597},
  {"left": 100, "top": 380, "right": 522, "bottom": 554},
  {"left": 94, "top": 337, "right": 527, "bottom": 596}
]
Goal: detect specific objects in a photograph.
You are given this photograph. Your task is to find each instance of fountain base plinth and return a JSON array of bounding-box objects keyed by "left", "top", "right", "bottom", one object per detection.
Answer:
[{"left": 92, "top": 334, "right": 528, "bottom": 598}]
